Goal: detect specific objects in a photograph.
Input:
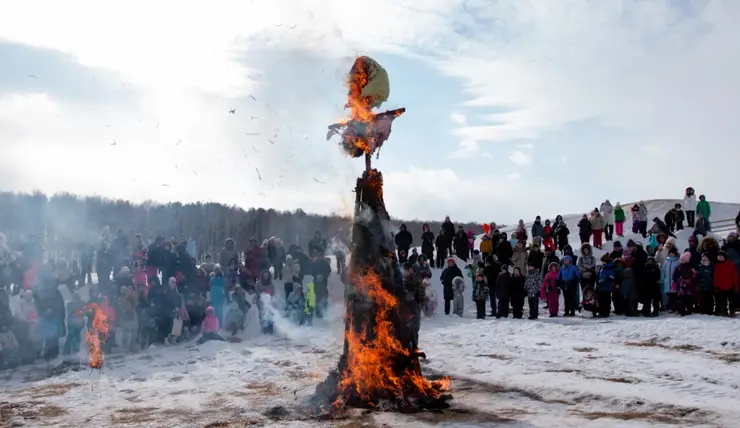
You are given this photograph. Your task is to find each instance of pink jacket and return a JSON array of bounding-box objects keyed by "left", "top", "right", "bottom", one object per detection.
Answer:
[
  {"left": 540, "top": 271, "right": 559, "bottom": 300},
  {"left": 201, "top": 306, "right": 219, "bottom": 334},
  {"left": 467, "top": 230, "right": 475, "bottom": 249}
]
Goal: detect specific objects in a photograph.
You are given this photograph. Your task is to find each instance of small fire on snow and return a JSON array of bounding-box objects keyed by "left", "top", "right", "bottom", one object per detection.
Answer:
[{"left": 84, "top": 298, "right": 110, "bottom": 369}]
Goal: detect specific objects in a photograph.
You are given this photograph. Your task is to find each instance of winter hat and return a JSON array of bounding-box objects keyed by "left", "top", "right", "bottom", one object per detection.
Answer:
[
  {"left": 613, "top": 241, "right": 622, "bottom": 248},
  {"left": 447, "top": 257, "right": 456, "bottom": 263},
  {"left": 120, "top": 266, "right": 130, "bottom": 274},
  {"left": 728, "top": 232, "right": 739, "bottom": 240},
  {"left": 679, "top": 252, "right": 691, "bottom": 264},
  {"left": 688, "top": 235, "right": 697, "bottom": 245},
  {"left": 600, "top": 253, "right": 611, "bottom": 263}
]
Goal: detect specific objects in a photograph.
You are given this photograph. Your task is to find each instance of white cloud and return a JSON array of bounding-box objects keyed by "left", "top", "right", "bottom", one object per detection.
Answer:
[
  {"left": 449, "top": 139, "right": 489, "bottom": 159},
  {"left": 450, "top": 112, "right": 467, "bottom": 125},
  {"left": 508, "top": 150, "right": 533, "bottom": 166}
]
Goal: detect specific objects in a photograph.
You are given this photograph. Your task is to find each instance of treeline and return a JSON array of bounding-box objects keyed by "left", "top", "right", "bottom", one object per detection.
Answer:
[{"left": 0, "top": 191, "right": 489, "bottom": 259}]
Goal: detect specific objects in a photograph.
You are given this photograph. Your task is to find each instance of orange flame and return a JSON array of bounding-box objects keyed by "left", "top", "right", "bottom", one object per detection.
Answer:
[
  {"left": 84, "top": 299, "right": 110, "bottom": 368},
  {"left": 334, "top": 269, "right": 450, "bottom": 407}
]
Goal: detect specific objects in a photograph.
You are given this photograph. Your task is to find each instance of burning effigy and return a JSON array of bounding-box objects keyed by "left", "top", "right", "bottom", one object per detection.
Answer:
[
  {"left": 84, "top": 299, "right": 110, "bottom": 369},
  {"left": 313, "top": 56, "right": 452, "bottom": 414}
]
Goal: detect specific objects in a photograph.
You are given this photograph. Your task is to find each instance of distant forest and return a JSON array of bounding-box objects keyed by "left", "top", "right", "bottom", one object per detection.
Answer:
[{"left": 0, "top": 191, "right": 487, "bottom": 259}]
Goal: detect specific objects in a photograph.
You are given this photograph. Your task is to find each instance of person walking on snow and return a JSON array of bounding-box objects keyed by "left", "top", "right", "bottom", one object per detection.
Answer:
[
  {"left": 684, "top": 187, "right": 697, "bottom": 228},
  {"left": 696, "top": 195, "right": 712, "bottom": 230},
  {"left": 614, "top": 202, "right": 626, "bottom": 237},
  {"left": 600, "top": 200, "right": 615, "bottom": 241},
  {"left": 590, "top": 209, "right": 606, "bottom": 249}
]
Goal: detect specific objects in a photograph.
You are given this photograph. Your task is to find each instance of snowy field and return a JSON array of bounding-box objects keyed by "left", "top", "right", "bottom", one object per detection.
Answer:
[
  {"left": 1, "top": 199, "right": 739, "bottom": 427},
  {"left": 2, "top": 278, "right": 739, "bottom": 427}
]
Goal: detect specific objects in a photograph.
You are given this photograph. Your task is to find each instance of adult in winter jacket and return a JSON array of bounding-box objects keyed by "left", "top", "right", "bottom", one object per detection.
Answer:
[
  {"left": 600, "top": 200, "right": 615, "bottom": 241},
  {"left": 511, "top": 242, "right": 528, "bottom": 274},
  {"left": 554, "top": 221, "right": 570, "bottom": 251},
  {"left": 434, "top": 230, "right": 448, "bottom": 269},
  {"left": 713, "top": 251, "right": 738, "bottom": 316},
  {"left": 721, "top": 232, "right": 740, "bottom": 288},
  {"left": 637, "top": 202, "right": 649, "bottom": 238},
  {"left": 440, "top": 258, "right": 463, "bottom": 315},
  {"left": 479, "top": 235, "right": 493, "bottom": 260},
  {"left": 542, "top": 219, "right": 555, "bottom": 250},
  {"left": 209, "top": 265, "right": 227, "bottom": 324},
  {"left": 531, "top": 216, "right": 545, "bottom": 240},
  {"left": 454, "top": 227, "right": 469, "bottom": 261},
  {"left": 684, "top": 187, "right": 697, "bottom": 228},
  {"left": 527, "top": 244, "right": 544, "bottom": 271},
  {"left": 441, "top": 216, "right": 456, "bottom": 255},
  {"left": 590, "top": 210, "right": 606, "bottom": 249},
  {"left": 614, "top": 203, "right": 626, "bottom": 237},
  {"left": 696, "top": 195, "right": 711, "bottom": 227},
  {"left": 308, "top": 231, "right": 327, "bottom": 256},
  {"left": 219, "top": 239, "right": 239, "bottom": 272},
  {"left": 394, "top": 223, "right": 413, "bottom": 259},
  {"left": 577, "top": 214, "right": 592, "bottom": 244},
  {"left": 496, "top": 233, "right": 514, "bottom": 266},
  {"left": 420, "top": 224, "right": 435, "bottom": 262},
  {"left": 542, "top": 247, "right": 560, "bottom": 278}
]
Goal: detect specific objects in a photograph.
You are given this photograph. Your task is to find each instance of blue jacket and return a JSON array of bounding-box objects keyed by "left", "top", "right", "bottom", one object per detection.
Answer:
[
  {"left": 596, "top": 262, "right": 616, "bottom": 292},
  {"left": 660, "top": 256, "right": 680, "bottom": 295},
  {"left": 557, "top": 259, "right": 581, "bottom": 288}
]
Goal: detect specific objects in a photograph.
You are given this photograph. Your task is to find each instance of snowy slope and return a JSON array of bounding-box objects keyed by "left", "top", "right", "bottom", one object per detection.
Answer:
[{"left": 2, "top": 268, "right": 740, "bottom": 427}]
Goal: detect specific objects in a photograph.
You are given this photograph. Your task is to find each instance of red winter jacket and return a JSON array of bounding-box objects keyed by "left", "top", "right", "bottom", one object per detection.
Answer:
[{"left": 713, "top": 259, "right": 739, "bottom": 292}]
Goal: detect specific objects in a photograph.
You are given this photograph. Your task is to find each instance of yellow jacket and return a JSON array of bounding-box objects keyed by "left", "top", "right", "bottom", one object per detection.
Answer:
[
  {"left": 304, "top": 282, "right": 316, "bottom": 314},
  {"left": 479, "top": 237, "right": 493, "bottom": 254},
  {"left": 349, "top": 56, "right": 390, "bottom": 108}
]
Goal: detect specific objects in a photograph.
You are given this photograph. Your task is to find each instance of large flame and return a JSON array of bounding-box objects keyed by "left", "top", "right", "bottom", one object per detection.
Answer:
[
  {"left": 84, "top": 299, "right": 110, "bottom": 368},
  {"left": 333, "top": 269, "right": 450, "bottom": 408}
]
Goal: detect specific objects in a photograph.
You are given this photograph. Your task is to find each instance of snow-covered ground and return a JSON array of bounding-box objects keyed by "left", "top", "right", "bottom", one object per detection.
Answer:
[{"left": 2, "top": 199, "right": 739, "bottom": 427}]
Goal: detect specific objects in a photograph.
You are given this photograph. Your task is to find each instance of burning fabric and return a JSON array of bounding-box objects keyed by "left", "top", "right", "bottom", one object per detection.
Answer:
[
  {"left": 326, "top": 56, "right": 405, "bottom": 166},
  {"left": 84, "top": 299, "right": 110, "bottom": 368},
  {"left": 311, "top": 58, "right": 451, "bottom": 414}
]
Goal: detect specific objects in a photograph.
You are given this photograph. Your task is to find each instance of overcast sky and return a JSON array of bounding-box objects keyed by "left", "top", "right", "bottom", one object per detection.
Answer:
[{"left": 1, "top": 0, "right": 738, "bottom": 224}]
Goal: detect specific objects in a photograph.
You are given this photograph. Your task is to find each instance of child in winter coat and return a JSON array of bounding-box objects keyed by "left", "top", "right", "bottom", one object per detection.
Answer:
[
  {"left": 422, "top": 278, "right": 437, "bottom": 317},
  {"left": 496, "top": 267, "right": 512, "bottom": 318},
  {"left": 713, "top": 251, "right": 738, "bottom": 317},
  {"left": 452, "top": 276, "right": 465, "bottom": 317},
  {"left": 510, "top": 267, "right": 525, "bottom": 319},
  {"left": 660, "top": 247, "right": 681, "bottom": 312},
  {"left": 542, "top": 220, "right": 555, "bottom": 251},
  {"left": 558, "top": 256, "right": 581, "bottom": 316},
  {"left": 642, "top": 257, "right": 662, "bottom": 316},
  {"left": 672, "top": 252, "right": 697, "bottom": 316},
  {"left": 541, "top": 263, "right": 560, "bottom": 317},
  {"left": 286, "top": 281, "right": 306, "bottom": 325},
  {"left": 595, "top": 256, "right": 616, "bottom": 318},
  {"left": 209, "top": 265, "right": 227, "bottom": 324},
  {"left": 197, "top": 306, "right": 226, "bottom": 344},
  {"left": 524, "top": 265, "right": 541, "bottom": 319},
  {"left": 614, "top": 202, "right": 626, "bottom": 237},
  {"left": 472, "top": 272, "right": 488, "bottom": 319},
  {"left": 696, "top": 254, "right": 715, "bottom": 315},
  {"left": 303, "top": 276, "right": 317, "bottom": 326}
]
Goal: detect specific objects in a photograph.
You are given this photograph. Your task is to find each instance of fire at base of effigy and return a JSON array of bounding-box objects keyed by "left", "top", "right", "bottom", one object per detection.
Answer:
[{"left": 309, "top": 169, "right": 452, "bottom": 415}]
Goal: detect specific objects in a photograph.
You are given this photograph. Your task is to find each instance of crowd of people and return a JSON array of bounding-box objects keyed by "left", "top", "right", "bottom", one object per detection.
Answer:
[
  {"left": 0, "top": 186, "right": 738, "bottom": 370},
  {"left": 410, "top": 187, "right": 739, "bottom": 322},
  {"left": 0, "top": 228, "right": 343, "bottom": 369}
]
